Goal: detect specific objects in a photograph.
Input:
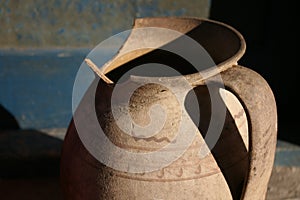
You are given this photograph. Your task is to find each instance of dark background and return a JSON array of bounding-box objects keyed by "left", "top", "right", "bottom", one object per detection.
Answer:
[{"left": 210, "top": 0, "right": 299, "bottom": 145}]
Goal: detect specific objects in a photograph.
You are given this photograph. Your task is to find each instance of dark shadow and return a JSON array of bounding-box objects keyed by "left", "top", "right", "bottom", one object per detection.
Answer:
[
  {"left": 106, "top": 19, "right": 242, "bottom": 82},
  {"left": 185, "top": 85, "right": 249, "bottom": 200},
  {"left": 0, "top": 105, "right": 63, "bottom": 178},
  {"left": 0, "top": 129, "right": 62, "bottom": 179},
  {"left": 0, "top": 104, "right": 20, "bottom": 130}
]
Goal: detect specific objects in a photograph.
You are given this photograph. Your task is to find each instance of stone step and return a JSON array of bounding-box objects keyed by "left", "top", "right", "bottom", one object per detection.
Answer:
[
  {"left": 1, "top": 128, "right": 299, "bottom": 177},
  {"left": 0, "top": 128, "right": 299, "bottom": 199}
]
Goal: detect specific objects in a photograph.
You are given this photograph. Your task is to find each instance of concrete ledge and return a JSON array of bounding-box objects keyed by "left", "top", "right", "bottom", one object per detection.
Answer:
[
  {"left": 267, "top": 166, "right": 300, "bottom": 199},
  {"left": 1, "top": 127, "right": 300, "bottom": 174},
  {"left": 0, "top": 128, "right": 299, "bottom": 199}
]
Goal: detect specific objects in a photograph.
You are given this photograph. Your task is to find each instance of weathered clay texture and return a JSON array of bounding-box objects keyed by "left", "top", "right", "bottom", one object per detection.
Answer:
[{"left": 61, "top": 17, "right": 277, "bottom": 200}]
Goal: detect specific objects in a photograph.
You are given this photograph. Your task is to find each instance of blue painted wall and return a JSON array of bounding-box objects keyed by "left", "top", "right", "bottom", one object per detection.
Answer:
[
  {"left": 0, "top": 49, "right": 88, "bottom": 129},
  {"left": 0, "top": 0, "right": 210, "bottom": 48},
  {"left": 0, "top": 0, "right": 210, "bottom": 129}
]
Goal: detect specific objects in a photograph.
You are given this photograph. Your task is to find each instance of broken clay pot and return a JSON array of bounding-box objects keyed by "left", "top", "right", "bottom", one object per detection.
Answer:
[{"left": 60, "top": 17, "right": 277, "bottom": 200}]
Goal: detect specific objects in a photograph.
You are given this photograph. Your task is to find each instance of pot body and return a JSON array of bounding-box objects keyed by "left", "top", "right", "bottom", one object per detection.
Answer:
[{"left": 61, "top": 17, "right": 277, "bottom": 200}]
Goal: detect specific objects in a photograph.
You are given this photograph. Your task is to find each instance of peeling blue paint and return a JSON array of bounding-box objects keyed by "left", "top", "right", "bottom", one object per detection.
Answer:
[
  {"left": 0, "top": 49, "right": 90, "bottom": 129},
  {"left": 174, "top": 8, "right": 186, "bottom": 16},
  {"left": 57, "top": 28, "right": 65, "bottom": 34},
  {"left": 92, "top": 23, "right": 98, "bottom": 30},
  {"left": 16, "top": 33, "right": 22, "bottom": 40},
  {"left": 0, "top": 0, "right": 209, "bottom": 47},
  {"left": 15, "top": 23, "right": 23, "bottom": 30},
  {"left": 31, "top": 11, "right": 36, "bottom": 19}
]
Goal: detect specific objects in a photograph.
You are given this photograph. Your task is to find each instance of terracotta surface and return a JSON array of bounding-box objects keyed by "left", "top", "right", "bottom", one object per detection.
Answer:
[
  {"left": 60, "top": 17, "right": 277, "bottom": 199},
  {"left": 1, "top": 166, "right": 298, "bottom": 200}
]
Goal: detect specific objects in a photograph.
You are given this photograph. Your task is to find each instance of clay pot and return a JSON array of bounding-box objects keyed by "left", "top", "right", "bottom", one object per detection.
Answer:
[{"left": 60, "top": 17, "right": 277, "bottom": 200}]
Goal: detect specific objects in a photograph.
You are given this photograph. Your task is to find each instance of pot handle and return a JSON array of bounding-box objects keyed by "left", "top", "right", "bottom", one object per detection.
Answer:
[{"left": 221, "top": 65, "right": 277, "bottom": 200}]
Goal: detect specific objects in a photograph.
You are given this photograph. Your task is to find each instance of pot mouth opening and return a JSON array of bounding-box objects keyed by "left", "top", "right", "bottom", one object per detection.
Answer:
[{"left": 101, "top": 17, "right": 245, "bottom": 83}]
